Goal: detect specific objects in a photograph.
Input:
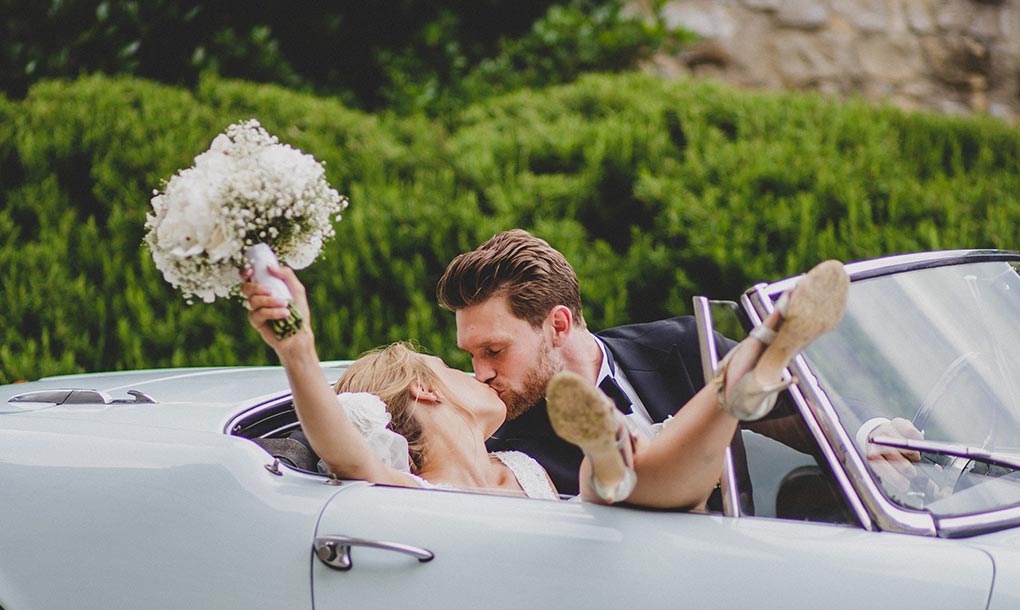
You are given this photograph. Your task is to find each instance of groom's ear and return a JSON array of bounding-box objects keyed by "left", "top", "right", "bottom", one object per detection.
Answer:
[{"left": 547, "top": 305, "right": 573, "bottom": 348}]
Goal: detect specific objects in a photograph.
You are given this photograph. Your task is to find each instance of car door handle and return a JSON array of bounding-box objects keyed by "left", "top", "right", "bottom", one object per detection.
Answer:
[{"left": 314, "top": 535, "right": 435, "bottom": 571}]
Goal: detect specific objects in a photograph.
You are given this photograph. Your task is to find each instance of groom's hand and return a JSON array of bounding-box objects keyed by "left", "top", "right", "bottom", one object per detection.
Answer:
[{"left": 865, "top": 418, "right": 923, "bottom": 492}]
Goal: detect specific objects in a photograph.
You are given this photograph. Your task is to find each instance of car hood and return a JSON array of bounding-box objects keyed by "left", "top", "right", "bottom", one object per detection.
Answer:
[{"left": 0, "top": 365, "right": 345, "bottom": 433}]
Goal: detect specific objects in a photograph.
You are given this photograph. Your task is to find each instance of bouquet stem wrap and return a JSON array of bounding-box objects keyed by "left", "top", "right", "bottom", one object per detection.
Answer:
[{"left": 244, "top": 243, "right": 304, "bottom": 339}]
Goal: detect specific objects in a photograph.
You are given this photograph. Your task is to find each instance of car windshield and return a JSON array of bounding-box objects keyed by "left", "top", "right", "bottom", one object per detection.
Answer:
[{"left": 801, "top": 259, "right": 1020, "bottom": 518}]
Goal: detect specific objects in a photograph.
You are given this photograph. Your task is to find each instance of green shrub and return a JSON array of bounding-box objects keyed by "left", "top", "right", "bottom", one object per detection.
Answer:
[
  {"left": 383, "top": 0, "right": 687, "bottom": 116},
  {"left": 1, "top": 0, "right": 678, "bottom": 116},
  {"left": 2, "top": 72, "right": 1019, "bottom": 382}
]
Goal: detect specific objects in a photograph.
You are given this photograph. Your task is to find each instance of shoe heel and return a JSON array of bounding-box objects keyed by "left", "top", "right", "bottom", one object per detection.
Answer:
[
  {"left": 716, "top": 260, "right": 848, "bottom": 421},
  {"left": 547, "top": 371, "right": 637, "bottom": 502}
]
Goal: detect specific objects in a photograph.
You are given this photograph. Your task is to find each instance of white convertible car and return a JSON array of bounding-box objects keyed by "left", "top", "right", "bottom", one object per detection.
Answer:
[{"left": 2, "top": 250, "right": 1019, "bottom": 609}]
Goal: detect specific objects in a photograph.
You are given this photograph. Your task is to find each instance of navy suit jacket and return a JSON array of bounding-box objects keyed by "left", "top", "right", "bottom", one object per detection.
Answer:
[{"left": 486, "top": 317, "right": 752, "bottom": 505}]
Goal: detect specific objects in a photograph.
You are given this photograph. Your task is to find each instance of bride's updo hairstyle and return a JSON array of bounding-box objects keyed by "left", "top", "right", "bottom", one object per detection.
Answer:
[{"left": 333, "top": 342, "right": 436, "bottom": 474}]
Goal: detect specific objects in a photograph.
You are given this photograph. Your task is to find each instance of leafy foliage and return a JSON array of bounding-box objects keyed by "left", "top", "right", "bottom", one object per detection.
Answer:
[
  {"left": 0, "top": 0, "right": 677, "bottom": 115},
  {"left": 2, "top": 72, "right": 1020, "bottom": 383},
  {"left": 380, "top": 0, "right": 687, "bottom": 115}
]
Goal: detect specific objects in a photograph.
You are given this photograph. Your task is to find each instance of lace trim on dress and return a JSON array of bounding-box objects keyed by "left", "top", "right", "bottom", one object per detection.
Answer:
[
  {"left": 406, "top": 473, "right": 456, "bottom": 491},
  {"left": 405, "top": 451, "right": 559, "bottom": 500},
  {"left": 491, "top": 451, "right": 559, "bottom": 500}
]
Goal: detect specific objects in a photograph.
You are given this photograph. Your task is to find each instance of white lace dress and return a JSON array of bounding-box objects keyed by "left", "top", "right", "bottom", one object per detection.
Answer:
[
  {"left": 491, "top": 451, "right": 559, "bottom": 500},
  {"left": 408, "top": 451, "right": 559, "bottom": 500}
]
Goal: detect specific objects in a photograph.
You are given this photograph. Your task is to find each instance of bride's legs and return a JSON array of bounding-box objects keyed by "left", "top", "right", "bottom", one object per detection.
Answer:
[
  {"left": 621, "top": 312, "right": 778, "bottom": 509},
  {"left": 552, "top": 260, "right": 848, "bottom": 508},
  {"left": 547, "top": 320, "right": 775, "bottom": 506},
  {"left": 620, "top": 260, "right": 849, "bottom": 509}
]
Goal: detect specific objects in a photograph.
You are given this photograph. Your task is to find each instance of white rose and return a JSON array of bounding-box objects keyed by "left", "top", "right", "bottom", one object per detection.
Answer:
[
  {"left": 284, "top": 236, "right": 321, "bottom": 269},
  {"left": 204, "top": 223, "right": 240, "bottom": 263},
  {"left": 208, "top": 133, "right": 232, "bottom": 153},
  {"left": 156, "top": 168, "right": 223, "bottom": 256}
]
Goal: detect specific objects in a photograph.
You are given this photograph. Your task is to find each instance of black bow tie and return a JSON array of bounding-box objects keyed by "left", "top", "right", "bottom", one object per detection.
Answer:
[
  {"left": 599, "top": 344, "right": 633, "bottom": 416},
  {"left": 599, "top": 375, "right": 633, "bottom": 414}
]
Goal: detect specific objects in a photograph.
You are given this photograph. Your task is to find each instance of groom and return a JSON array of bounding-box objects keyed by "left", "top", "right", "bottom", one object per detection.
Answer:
[{"left": 437, "top": 229, "right": 751, "bottom": 503}]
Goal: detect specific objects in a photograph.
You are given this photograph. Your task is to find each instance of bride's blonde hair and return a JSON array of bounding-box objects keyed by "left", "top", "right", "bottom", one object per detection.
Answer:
[{"left": 333, "top": 342, "right": 437, "bottom": 474}]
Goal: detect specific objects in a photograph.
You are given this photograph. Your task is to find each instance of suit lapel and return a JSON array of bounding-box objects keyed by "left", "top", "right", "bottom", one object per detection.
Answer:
[{"left": 600, "top": 334, "right": 698, "bottom": 422}]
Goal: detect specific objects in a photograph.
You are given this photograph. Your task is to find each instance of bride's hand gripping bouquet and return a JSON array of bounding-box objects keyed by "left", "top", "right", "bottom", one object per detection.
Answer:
[{"left": 144, "top": 119, "right": 348, "bottom": 338}]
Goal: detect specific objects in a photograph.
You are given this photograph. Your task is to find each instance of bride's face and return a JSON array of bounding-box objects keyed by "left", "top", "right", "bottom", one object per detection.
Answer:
[{"left": 422, "top": 355, "right": 507, "bottom": 435}]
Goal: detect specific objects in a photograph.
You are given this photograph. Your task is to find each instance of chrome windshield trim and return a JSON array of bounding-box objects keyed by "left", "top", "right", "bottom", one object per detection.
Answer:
[
  {"left": 935, "top": 505, "right": 1020, "bottom": 538},
  {"left": 692, "top": 296, "right": 742, "bottom": 517},
  {"left": 843, "top": 249, "right": 1019, "bottom": 282},
  {"left": 744, "top": 280, "right": 937, "bottom": 536},
  {"left": 761, "top": 251, "right": 1020, "bottom": 297},
  {"left": 750, "top": 250, "right": 1020, "bottom": 535}
]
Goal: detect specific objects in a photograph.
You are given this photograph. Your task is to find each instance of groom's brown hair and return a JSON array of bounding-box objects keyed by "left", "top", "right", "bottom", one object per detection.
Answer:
[{"left": 437, "top": 229, "right": 585, "bottom": 329}]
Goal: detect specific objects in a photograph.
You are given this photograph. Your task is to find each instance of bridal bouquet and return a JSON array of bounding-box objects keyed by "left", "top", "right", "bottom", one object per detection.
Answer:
[{"left": 145, "top": 119, "right": 348, "bottom": 337}]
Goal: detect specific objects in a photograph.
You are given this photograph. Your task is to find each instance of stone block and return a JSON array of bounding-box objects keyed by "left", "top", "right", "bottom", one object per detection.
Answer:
[
  {"left": 774, "top": 31, "right": 842, "bottom": 85},
  {"left": 662, "top": 1, "right": 737, "bottom": 38},
  {"left": 832, "top": 0, "right": 896, "bottom": 33},
  {"left": 776, "top": 0, "right": 830, "bottom": 29},
  {"left": 858, "top": 36, "right": 925, "bottom": 81},
  {"left": 906, "top": 1, "right": 936, "bottom": 34}
]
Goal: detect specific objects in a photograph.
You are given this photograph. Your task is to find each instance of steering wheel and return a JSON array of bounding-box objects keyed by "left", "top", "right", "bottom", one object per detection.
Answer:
[
  {"left": 909, "top": 351, "right": 993, "bottom": 498},
  {"left": 912, "top": 351, "right": 985, "bottom": 434}
]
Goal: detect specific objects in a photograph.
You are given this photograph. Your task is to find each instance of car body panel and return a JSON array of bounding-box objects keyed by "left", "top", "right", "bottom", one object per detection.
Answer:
[
  {"left": 314, "top": 485, "right": 994, "bottom": 609},
  {"left": 0, "top": 414, "right": 341, "bottom": 610}
]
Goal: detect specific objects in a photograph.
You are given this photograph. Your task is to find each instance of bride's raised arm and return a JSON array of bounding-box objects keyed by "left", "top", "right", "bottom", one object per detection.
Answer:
[{"left": 242, "top": 265, "right": 417, "bottom": 488}]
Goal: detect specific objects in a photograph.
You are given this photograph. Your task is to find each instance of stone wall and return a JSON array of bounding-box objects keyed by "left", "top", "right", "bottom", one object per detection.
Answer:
[{"left": 639, "top": 0, "right": 1020, "bottom": 122}]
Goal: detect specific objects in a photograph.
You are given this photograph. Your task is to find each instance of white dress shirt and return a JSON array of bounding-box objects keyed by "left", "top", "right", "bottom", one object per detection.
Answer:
[{"left": 594, "top": 337, "right": 656, "bottom": 439}]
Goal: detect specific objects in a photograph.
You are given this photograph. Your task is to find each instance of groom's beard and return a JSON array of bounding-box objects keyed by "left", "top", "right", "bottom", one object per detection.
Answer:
[{"left": 502, "top": 335, "right": 564, "bottom": 420}]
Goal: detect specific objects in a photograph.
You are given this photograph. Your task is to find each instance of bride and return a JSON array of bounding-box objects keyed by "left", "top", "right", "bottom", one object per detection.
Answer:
[{"left": 243, "top": 260, "right": 847, "bottom": 504}]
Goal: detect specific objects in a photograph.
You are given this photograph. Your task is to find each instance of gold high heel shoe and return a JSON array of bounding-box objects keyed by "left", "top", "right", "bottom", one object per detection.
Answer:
[
  {"left": 547, "top": 371, "right": 637, "bottom": 503},
  {"left": 715, "top": 259, "right": 849, "bottom": 421}
]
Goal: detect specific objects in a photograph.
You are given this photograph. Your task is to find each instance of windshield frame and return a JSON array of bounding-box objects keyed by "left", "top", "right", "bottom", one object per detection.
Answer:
[{"left": 740, "top": 249, "right": 1020, "bottom": 538}]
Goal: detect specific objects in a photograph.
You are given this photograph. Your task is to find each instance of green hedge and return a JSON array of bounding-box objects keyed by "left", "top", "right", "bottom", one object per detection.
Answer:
[{"left": 2, "top": 72, "right": 1019, "bottom": 383}]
